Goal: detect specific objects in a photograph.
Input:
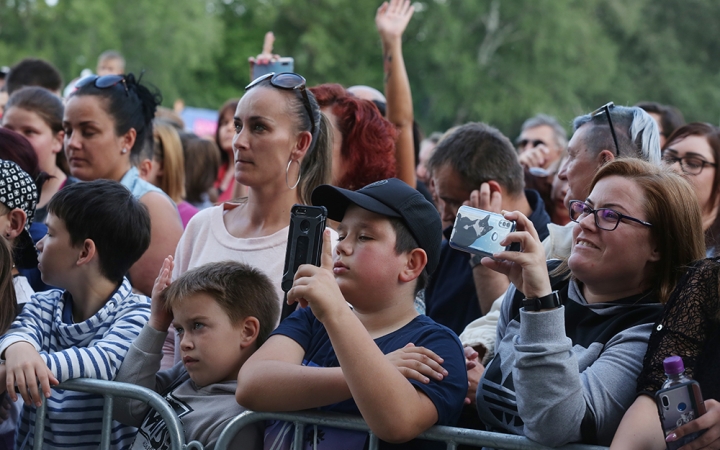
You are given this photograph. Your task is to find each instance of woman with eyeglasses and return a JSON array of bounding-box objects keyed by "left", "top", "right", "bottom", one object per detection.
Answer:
[
  {"left": 172, "top": 72, "right": 331, "bottom": 329},
  {"left": 473, "top": 159, "right": 705, "bottom": 446},
  {"left": 62, "top": 73, "right": 184, "bottom": 296},
  {"left": 660, "top": 122, "right": 720, "bottom": 256}
]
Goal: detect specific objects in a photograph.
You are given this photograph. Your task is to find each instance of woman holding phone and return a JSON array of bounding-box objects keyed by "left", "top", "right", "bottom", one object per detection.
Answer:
[{"left": 475, "top": 159, "right": 705, "bottom": 446}]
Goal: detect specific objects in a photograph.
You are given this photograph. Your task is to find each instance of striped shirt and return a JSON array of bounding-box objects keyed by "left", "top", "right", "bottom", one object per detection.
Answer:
[{"left": 0, "top": 278, "right": 151, "bottom": 449}]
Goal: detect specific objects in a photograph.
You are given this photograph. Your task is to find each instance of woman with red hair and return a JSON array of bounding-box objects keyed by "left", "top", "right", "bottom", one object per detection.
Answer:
[{"left": 310, "top": 83, "right": 397, "bottom": 190}]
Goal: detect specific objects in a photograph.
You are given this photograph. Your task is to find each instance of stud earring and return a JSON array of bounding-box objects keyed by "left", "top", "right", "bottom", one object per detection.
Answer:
[{"left": 121, "top": 148, "right": 128, "bottom": 154}]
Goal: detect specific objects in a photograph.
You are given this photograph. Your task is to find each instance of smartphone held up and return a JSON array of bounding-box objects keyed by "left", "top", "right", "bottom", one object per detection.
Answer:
[
  {"left": 449, "top": 206, "right": 518, "bottom": 259},
  {"left": 281, "top": 205, "right": 327, "bottom": 292}
]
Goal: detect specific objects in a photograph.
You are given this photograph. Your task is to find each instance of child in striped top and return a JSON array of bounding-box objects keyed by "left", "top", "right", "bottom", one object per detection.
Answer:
[{"left": 0, "top": 180, "right": 153, "bottom": 450}]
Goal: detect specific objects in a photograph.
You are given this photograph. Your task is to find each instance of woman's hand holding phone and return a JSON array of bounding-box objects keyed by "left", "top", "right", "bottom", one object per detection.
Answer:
[
  {"left": 481, "top": 210, "right": 552, "bottom": 299},
  {"left": 667, "top": 399, "right": 720, "bottom": 450}
]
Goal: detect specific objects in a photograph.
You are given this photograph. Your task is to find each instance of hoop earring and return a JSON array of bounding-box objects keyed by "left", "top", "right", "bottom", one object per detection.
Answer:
[{"left": 286, "top": 159, "right": 301, "bottom": 190}]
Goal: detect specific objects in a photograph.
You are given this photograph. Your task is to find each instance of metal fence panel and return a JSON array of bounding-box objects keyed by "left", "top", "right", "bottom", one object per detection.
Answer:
[
  {"left": 214, "top": 410, "right": 609, "bottom": 450},
  {"left": 32, "top": 379, "right": 610, "bottom": 450},
  {"left": 33, "top": 378, "right": 187, "bottom": 450}
]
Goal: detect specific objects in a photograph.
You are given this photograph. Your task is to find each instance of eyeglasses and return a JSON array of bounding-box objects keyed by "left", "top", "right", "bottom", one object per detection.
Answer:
[
  {"left": 516, "top": 139, "right": 546, "bottom": 149},
  {"left": 662, "top": 151, "right": 717, "bottom": 175},
  {"left": 75, "top": 74, "right": 129, "bottom": 96},
  {"left": 245, "top": 72, "right": 316, "bottom": 140},
  {"left": 569, "top": 200, "right": 652, "bottom": 231},
  {"left": 591, "top": 102, "right": 620, "bottom": 157}
]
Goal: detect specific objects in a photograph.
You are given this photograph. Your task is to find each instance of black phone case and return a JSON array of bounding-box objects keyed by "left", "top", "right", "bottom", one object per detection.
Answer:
[
  {"left": 656, "top": 381, "right": 706, "bottom": 450},
  {"left": 281, "top": 204, "right": 327, "bottom": 292}
]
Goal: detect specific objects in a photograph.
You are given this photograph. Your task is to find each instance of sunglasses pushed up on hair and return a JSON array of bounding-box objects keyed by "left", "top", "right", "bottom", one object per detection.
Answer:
[
  {"left": 245, "top": 72, "right": 316, "bottom": 139},
  {"left": 75, "top": 74, "right": 129, "bottom": 96}
]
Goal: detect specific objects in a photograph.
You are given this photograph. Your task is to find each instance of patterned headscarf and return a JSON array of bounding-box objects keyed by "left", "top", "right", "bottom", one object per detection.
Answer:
[{"left": 0, "top": 159, "right": 38, "bottom": 230}]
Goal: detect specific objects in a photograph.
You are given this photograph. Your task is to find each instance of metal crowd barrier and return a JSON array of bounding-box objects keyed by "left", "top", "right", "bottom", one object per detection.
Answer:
[
  {"left": 33, "top": 378, "right": 202, "bottom": 450},
  {"left": 33, "top": 379, "right": 609, "bottom": 450},
  {"left": 215, "top": 410, "right": 610, "bottom": 450}
]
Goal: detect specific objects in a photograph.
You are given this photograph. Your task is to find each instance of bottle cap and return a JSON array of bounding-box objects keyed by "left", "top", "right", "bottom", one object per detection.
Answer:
[{"left": 663, "top": 356, "right": 685, "bottom": 375}]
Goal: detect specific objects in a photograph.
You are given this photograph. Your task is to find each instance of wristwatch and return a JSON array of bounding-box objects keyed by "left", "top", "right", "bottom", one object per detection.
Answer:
[{"left": 522, "top": 291, "right": 561, "bottom": 311}]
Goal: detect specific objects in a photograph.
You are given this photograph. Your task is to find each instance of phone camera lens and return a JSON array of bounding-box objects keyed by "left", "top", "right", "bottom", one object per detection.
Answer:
[
  {"left": 678, "top": 402, "right": 687, "bottom": 412},
  {"left": 300, "top": 219, "right": 310, "bottom": 233},
  {"left": 662, "top": 396, "right": 670, "bottom": 408}
]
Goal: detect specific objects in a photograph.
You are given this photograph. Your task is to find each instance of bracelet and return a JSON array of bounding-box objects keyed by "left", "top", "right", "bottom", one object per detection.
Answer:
[{"left": 522, "top": 291, "right": 561, "bottom": 311}]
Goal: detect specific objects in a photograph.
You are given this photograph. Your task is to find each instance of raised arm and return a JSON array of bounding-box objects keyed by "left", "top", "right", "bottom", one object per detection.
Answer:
[
  {"left": 284, "top": 231, "right": 444, "bottom": 442},
  {"left": 376, "top": 0, "right": 416, "bottom": 188}
]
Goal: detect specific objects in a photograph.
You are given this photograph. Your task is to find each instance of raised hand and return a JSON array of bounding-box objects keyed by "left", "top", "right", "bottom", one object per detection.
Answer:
[
  {"left": 481, "top": 210, "right": 552, "bottom": 299},
  {"left": 375, "top": 0, "right": 415, "bottom": 42},
  {"left": 464, "top": 182, "right": 503, "bottom": 214},
  {"left": 386, "top": 343, "right": 448, "bottom": 384},
  {"left": 249, "top": 31, "right": 280, "bottom": 66},
  {"left": 149, "top": 255, "right": 174, "bottom": 332},
  {"left": 667, "top": 399, "right": 720, "bottom": 450},
  {"left": 287, "top": 230, "right": 346, "bottom": 323}
]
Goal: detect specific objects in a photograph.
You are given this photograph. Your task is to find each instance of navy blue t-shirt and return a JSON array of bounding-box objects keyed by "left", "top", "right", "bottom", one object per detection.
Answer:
[
  {"left": 265, "top": 306, "right": 467, "bottom": 450},
  {"left": 425, "top": 189, "right": 552, "bottom": 335}
]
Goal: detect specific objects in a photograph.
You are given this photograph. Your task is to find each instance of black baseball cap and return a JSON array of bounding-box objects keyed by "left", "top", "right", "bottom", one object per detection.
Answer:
[{"left": 311, "top": 178, "right": 442, "bottom": 274}]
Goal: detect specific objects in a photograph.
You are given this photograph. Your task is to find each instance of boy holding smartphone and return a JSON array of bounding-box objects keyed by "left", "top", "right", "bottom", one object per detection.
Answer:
[{"left": 237, "top": 178, "right": 467, "bottom": 449}]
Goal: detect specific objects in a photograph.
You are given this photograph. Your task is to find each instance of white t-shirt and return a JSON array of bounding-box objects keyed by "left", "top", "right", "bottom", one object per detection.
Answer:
[{"left": 13, "top": 275, "right": 34, "bottom": 305}]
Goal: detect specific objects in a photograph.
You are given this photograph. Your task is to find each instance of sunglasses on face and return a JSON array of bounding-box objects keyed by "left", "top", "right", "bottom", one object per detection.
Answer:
[
  {"left": 569, "top": 200, "right": 652, "bottom": 231},
  {"left": 245, "top": 72, "right": 316, "bottom": 139},
  {"left": 590, "top": 102, "right": 620, "bottom": 157},
  {"left": 75, "top": 74, "right": 129, "bottom": 96}
]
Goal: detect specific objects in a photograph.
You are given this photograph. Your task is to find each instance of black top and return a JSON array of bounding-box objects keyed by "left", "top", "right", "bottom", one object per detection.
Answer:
[{"left": 636, "top": 257, "right": 720, "bottom": 402}]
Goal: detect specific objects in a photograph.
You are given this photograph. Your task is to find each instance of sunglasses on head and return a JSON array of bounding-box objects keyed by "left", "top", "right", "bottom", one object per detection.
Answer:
[
  {"left": 245, "top": 72, "right": 316, "bottom": 140},
  {"left": 75, "top": 74, "right": 129, "bottom": 96},
  {"left": 590, "top": 101, "right": 620, "bottom": 157}
]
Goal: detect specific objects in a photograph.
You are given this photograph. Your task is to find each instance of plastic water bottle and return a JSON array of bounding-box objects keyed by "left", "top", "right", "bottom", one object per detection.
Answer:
[{"left": 662, "top": 356, "right": 692, "bottom": 389}]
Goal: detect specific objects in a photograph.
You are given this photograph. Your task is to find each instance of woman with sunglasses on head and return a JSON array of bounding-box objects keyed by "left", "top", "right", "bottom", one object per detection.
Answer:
[
  {"left": 660, "top": 122, "right": 720, "bottom": 256},
  {"left": 474, "top": 159, "right": 705, "bottom": 446},
  {"left": 172, "top": 72, "right": 331, "bottom": 329},
  {"left": 63, "top": 73, "right": 184, "bottom": 296}
]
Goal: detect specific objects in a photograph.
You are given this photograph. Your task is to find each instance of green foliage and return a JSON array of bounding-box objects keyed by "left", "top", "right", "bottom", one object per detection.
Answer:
[{"left": 3, "top": 0, "right": 720, "bottom": 137}]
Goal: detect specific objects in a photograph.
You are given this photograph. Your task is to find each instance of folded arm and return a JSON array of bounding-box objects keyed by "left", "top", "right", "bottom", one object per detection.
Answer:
[{"left": 235, "top": 333, "right": 352, "bottom": 411}]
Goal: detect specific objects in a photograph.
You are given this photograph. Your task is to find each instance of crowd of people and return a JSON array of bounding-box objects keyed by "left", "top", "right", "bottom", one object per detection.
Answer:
[{"left": 0, "top": 0, "right": 719, "bottom": 449}]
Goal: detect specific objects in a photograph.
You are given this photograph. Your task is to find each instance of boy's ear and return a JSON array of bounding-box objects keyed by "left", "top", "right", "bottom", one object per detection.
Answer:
[
  {"left": 238, "top": 316, "right": 260, "bottom": 349},
  {"left": 75, "top": 239, "right": 97, "bottom": 267},
  {"left": 398, "top": 248, "right": 427, "bottom": 284}
]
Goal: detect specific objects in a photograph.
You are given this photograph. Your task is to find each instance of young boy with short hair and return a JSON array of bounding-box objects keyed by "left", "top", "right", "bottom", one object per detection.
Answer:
[
  {"left": 0, "top": 179, "right": 153, "bottom": 450},
  {"left": 237, "top": 178, "right": 467, "bottom": 449},
  {"left": 113, "top": 259, "right": 278, "bottom": 450}
]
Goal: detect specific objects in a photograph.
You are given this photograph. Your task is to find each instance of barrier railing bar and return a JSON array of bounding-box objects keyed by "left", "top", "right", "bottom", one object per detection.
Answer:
[
  {"left": 293, "top": 421, "right": 304, "bottom": 449},
  {"left": 33, "top": 378, "right": 187, "bottom": 450},
  {"left": 214, "top": 410, "right": 609, "bottom": 450},
  {"left": 101, "top": 394, "right": 113, "bottom": 449}
]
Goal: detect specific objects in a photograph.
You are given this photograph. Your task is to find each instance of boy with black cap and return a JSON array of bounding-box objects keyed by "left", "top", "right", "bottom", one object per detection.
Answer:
[{"left": 237, "top": 178, "right": 467, "bottom": 449}]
